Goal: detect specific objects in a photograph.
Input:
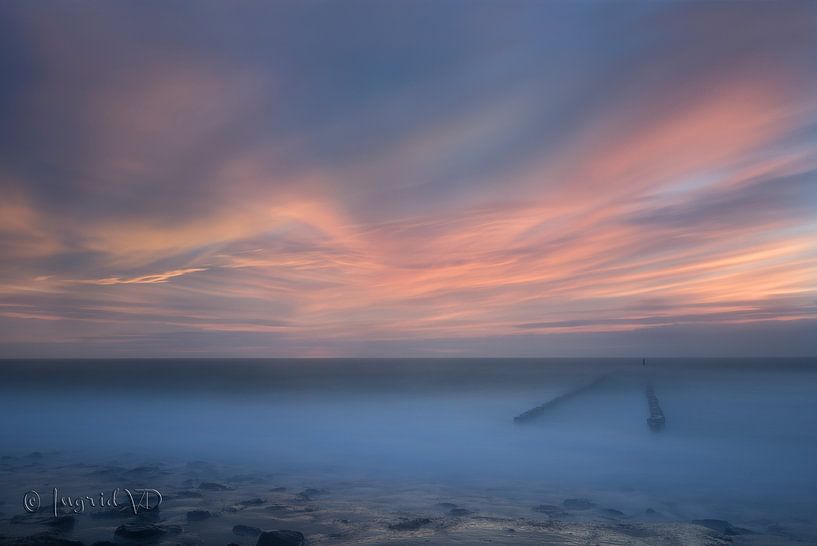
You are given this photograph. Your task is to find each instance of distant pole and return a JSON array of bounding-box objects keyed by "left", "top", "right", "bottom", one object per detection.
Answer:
[{"left": 642, "top": 357, "right": 646, "bottom": 367}]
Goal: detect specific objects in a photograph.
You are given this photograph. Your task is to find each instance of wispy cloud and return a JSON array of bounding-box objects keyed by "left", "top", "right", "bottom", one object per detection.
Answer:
[
  {"left": 72, "top": 268, "right": 208, "bottom": 286},
  {"left": 0, "top": 1, "right": 815, "bottom": 356}
]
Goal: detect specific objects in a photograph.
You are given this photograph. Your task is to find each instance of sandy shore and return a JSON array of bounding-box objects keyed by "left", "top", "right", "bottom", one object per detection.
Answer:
[{"left": 0, "top": 452, "right": 811, "bottom": 545}]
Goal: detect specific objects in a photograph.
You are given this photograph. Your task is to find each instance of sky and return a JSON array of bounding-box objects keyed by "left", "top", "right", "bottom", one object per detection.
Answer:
[{"left": 0, "top": 1, "right": 816, "bottom": 358}]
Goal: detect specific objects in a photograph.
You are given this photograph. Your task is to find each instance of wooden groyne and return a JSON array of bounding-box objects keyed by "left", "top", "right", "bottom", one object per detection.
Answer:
[
  {"left": 513, "top": 376, "right": 608, "bottom": 423},
  {"left": 645, "top": 382, "right": 665, "bottom": 430}
]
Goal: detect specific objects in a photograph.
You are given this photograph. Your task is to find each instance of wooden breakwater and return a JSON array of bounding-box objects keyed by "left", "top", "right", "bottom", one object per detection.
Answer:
[
  {"left": 513, "top": 376, "right": 608, "bottom": 423},
  {"left": 645, "top": 382, "right": 665, "bottom": 430}
]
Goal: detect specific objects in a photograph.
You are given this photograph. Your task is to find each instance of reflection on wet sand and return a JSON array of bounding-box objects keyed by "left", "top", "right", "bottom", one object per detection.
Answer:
[{"left": 0, "top": 454, "right": 802, "bottom": 545}]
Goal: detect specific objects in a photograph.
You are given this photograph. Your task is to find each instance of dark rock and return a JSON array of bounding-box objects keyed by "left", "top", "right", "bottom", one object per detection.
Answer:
[
  {"left": 233, "top": 524, "right": 262, "bottom": 537},
  {"left": 692, "top": 519, "right": 732, "bottom": 532},
  {"left": 449, "top": 508, "right": 473, "bottom": 516},
  {"left": 255, "top": 529, "right": 306, "bottom": 546},
  {"left": 91, "top": 542, "right": 119, "bottom": 546},
  {"left": 599, "top": 508, "right": 626, "bottom": 518},
  {"left": 186, "top": 509, "right": 212, "bottom": 521},
  {"left": 692, "top": 519, "right": 755, "bottom": 536},
  {"left": 436, "top": 502, "right": 457, "bottom": 509},
  {"left": 264, "top": 504, "right": 289, "bottom": 512},
  {"left": 114, "top": 522, "right": 180, "bottom": 539},
  {"left": 299, "top": 488, "right": 326, "bottom": 497},
  {"left": 563, "top": 498, "right": 595, "bottom": 510},
  {"left": 532, "top": 504, "right": 565, "bottom": 516},
  {"left": 388, "top": 518, "right": 432, "bottom": 531},
  {"left": 199, "top": 482, "right": 232, "bottom": 491},
  {"left": 296, "top": 488, "right": 327, "bottom": 500},
  {"left": 643, "top": 507, "right": 666, "bottom": 521},
  {"left": 169, "top": 490, "right": 203, "bottom": 499},
  {"left": 269, "top": 487, "right": 287, "bottom": 492},
  {"left": 238, "top": 498, "right": 266, "bottom": 506}
]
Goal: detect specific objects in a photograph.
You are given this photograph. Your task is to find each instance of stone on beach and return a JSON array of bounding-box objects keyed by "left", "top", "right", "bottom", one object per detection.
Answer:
[
  {"left": 256, "top": 529, "right": 306, "bottom": 546},
  {"left": 296, "top": 488, "right": 327, "bottom": 500},
  {"left": 532, "top": 504, "right": 566, "bottom": 516},
  {"left": 238, "top": 497, "right": 267, "bottom": 506},
  {"left": 233, "top": 524, "right": 263, "bottom": 537},
  {"left": 186, "top": 509, "right": 212, "bottom": 521},
  {"left": 125, "top": 465, "right": 168, "bottom": 478},
  {"left": 114, "top": 522, "right": 180, "bottom": 539},
  {"left": 449, "top": 508, "right": 474, "bottom": 516},
  {"left": 199, "top": 481, "right": 233, "bottom": 491},
  {"left": 692, "top": 519, "right": 755, "bottom": 536},
  {"left": 599, "top": 508, "right": 626, "bottom": 518},
  {"left": 388, "top": 517, "right": 433, "bottom": 531},
  {"left": 169, "top": 489, "right": 203, "bottom": 499}
]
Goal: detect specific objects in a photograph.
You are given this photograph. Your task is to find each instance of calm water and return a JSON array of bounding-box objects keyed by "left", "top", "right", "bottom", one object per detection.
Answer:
[{"left": 1, "top": 358, "right": 815, "bottom": 524}]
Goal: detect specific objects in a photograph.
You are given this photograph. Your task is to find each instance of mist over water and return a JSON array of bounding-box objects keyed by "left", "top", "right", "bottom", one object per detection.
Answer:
[{"left": 1, "top": 358, "right": 815, "bottom": 526}]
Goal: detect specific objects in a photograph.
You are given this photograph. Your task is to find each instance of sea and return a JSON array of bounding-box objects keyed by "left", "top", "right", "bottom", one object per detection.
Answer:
[{"left": 0, "top": 358, "right": 815, "bottom": 542}]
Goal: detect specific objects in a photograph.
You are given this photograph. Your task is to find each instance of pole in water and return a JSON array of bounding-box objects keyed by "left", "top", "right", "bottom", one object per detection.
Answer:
[{"left": 642, "top": 357, "right": 646, "bottom": 367}]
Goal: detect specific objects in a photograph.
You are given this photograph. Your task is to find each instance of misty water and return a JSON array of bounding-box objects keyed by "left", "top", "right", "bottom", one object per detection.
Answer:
[{"left": 1, "top": 358, "right": 816, "bottom": 536}]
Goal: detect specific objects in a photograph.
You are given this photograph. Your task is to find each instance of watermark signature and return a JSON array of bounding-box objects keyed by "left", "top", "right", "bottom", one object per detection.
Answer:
[{"left": 24, "top": 488, "right": 162, "bottom": 517}]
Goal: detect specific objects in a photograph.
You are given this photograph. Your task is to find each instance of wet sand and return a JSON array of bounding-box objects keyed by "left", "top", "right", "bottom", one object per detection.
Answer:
[{"left": 0, "top": 452, "right": 810, "bottom": 545}]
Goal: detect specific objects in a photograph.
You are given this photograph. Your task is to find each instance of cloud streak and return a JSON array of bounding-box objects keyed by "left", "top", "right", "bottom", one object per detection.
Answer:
[{"left": 72, "top": 268, "right": 209, "bottom": 286}]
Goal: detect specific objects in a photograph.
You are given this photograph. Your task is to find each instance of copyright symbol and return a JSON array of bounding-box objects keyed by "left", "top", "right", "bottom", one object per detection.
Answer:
[{"left": 23, "top": 490, "right": 40, "bottom": 513}]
